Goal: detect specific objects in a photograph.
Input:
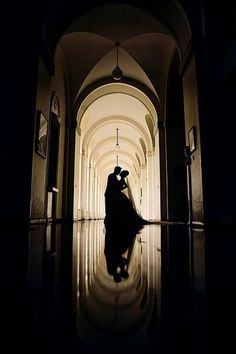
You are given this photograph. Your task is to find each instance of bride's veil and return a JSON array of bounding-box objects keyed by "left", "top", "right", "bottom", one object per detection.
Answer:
[{"left": 125, "top": 178, "right": 137, "bottom": 211}]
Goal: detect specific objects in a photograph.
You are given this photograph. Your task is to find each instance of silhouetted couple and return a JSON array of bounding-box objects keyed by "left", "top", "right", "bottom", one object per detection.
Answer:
[
  {"left": 104, "top": 166, "right": 149, "bottom": 232},
  {"left": 104, "top": 166, "right": 154, "bottom": 282}
]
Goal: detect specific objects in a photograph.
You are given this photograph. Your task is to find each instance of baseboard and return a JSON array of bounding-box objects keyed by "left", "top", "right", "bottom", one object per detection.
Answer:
[
  {"left": 188, "top": 220, "right": 205, "bottom": 229},
  {"left": 29, "top": 218, "right": 47, "bottom": 224}
]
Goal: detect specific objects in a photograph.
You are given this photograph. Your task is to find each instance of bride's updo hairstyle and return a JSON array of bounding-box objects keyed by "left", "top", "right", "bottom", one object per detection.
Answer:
[{"left": 120, "top": 170, "right": 129, "bottom": 178}]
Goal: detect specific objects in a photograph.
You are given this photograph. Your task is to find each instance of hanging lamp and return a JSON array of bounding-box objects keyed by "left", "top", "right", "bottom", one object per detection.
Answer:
[
  {"left": 116, "top": 128, "right": 120, "bottom": 149},
  {"left": 112, "top": 43, "right": 123, "bottom": 81}
]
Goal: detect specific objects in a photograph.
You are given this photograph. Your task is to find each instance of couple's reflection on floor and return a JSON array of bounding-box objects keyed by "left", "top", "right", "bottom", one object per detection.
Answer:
[
  {"left": 104, "top": 221, "right": 142, "bottom": 283},
  {"left": 103, "top": 166, "right": 152, "bottom": 282}
]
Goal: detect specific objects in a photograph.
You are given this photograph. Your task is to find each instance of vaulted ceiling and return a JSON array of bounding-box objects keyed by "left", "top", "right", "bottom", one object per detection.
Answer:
[{"left": 51, "top": 2, "right": 191, "bottom": 187}]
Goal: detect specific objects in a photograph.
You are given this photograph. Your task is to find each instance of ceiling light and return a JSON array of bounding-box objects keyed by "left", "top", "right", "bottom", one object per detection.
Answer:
[
  {"left": 112, "top": 43, "right": 123, "bottom": 81},
  {"left": 116, "top": 128, "right": 120, "bottom": 149}
]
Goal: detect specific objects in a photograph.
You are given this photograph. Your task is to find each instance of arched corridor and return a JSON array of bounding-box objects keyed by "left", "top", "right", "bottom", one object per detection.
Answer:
[
  {"left": 39, "top": 2, "right": 190, "bottom": 225},
  {"left": 73, "top": 87, "right": 160, "bottom": 221}
]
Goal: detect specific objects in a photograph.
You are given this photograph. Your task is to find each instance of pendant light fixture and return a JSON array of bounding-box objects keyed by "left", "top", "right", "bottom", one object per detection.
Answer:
[
  {"left": 116, "top": 128, "right": 120, "bottom": 149},
  {"left": 112, "top": 43, "right": 123, "bottom": 81}
]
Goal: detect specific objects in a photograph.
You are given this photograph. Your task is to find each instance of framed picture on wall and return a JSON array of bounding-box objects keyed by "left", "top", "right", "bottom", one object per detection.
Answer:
[
  {"left": 188, "top": 126, "right": 196, "bottom": 154},
  {"left": 36, "top": 111, "right": 48, "bottom": 158}
]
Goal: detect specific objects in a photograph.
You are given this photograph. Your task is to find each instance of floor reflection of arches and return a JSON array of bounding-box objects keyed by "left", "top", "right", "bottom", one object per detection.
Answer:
[{"left": 75, "top": 220, "right": 161, "bottom": 353}]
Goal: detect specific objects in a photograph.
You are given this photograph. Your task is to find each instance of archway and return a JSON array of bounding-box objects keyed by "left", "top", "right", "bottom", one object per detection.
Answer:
[
  {"left": 47, "top": 0, "right": 192, "bottom": 222},
  {"left": 72, "top": 85, "right": 160, "bottom": 221},
  {"left": 37, "top": 1, "right": 197, "bottom": 226}
]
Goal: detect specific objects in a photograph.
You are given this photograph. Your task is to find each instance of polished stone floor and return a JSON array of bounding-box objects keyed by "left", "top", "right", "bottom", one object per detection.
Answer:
[
  {"left": 5, "top": 220, "right": 236, "bottom": 353},
  {"left": 75, "top": 221, "right": 162, "bottom": 354},
  {"left": 22, "top": 220, "right": 204, "bottom": 353}
]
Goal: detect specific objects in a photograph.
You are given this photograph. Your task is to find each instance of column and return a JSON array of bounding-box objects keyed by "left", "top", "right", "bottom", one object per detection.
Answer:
[
  {"left": 80, "top": 149, "right": 88, "bottom": 219},
  {"left": 73, "top": 127, "right": 81, "bottom": 220},
  {"left": 147, "top": 151, "right": 155, "bottom": 220},
  {"left": 140, "top": 164, "right": 148, "bottom": 219}
]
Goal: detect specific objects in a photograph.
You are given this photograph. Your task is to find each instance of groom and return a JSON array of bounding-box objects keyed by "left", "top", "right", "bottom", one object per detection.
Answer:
[{"left": 104, "top": 165, "right": 122, "bottom": 215}]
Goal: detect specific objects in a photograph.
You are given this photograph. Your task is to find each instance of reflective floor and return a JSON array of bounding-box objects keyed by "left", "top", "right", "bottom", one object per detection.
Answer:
[
  {"left": 3, "top": 220, "right": 236, "bottom": 353},
  {"left": 4, "top": 220, "right": 213, "bottom": 354},
  {"left": 75, "top": 221, "right": 161, "bottom": 354},
  {"left": 24, "top": 220, "right": 204, "bottom": 354}
]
